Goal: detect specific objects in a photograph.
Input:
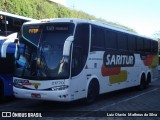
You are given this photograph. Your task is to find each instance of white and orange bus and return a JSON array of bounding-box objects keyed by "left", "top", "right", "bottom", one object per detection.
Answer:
[{"left": 13, "top": 18, "right": 158, "bottom": 103}]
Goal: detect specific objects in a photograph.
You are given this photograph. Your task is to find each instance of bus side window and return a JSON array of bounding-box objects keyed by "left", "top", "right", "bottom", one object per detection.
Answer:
[
  {"left": 153, "top": 40, "right": 158, "bottom": 53},
  {"left": 105, "top": 30, "right": 117, "bottom": 49},
  {"left": 128, "top": 35, "right": 136, "bottom": 51},
  {"left": 117, "top": 32, "right": 128, "bottom": 50},
  {"left": 71, "top": 24, "right": 89, "bottom": 77},
  {"left": 144, "top": 39, "right": 151, "bottom": 53},
  {"left": 91, "top": 25, "right": 105, "bottom": 51},
  {"left": 137, "top": 37, "right": 144, "bottom": 52}
]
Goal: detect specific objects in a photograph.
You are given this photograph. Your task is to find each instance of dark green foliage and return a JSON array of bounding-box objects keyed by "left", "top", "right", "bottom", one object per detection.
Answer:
[{"left": 0, "top": 0, "right": 135, "bottom": 32}]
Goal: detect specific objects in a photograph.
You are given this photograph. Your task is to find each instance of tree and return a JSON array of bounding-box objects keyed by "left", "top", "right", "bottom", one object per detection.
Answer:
[
  {"left": 153, "top": 31, "right": 160, "bottom": 39},
  {"left": 0, "top": 0, "right": 135, "bottom": 32}
]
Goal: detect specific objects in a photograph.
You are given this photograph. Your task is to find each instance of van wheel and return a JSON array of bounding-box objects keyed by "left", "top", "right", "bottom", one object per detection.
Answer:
[
  {"left": 138, "top": 74, "right": 146, "bottom": 91},
  {"left": 0, "top": 81, "right": 5, "bottom": 101},
  {"left": 85, "top": 80, "right": 99, "bottom": 104}
]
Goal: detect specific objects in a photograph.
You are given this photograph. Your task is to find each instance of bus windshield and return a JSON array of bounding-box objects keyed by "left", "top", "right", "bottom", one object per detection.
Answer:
[{"left": 14, "top": 23, "right": 74, "bottom": 80}]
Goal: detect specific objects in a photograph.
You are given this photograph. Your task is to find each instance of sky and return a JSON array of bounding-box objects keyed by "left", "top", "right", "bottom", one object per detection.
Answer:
[{"left": 53, "top": 0, "right": 160, "bottom": 37}]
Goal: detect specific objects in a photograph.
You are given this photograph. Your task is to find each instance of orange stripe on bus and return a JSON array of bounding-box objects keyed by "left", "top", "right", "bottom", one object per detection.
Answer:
[
  {"left": 143, "top": 55, "right": 154, "bottom": 66},
  {"left": 101, "top": 64, "right": 121, "bottom": 76}
]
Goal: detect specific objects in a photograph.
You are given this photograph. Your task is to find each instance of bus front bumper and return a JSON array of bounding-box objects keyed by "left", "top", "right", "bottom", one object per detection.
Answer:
[{"left": 13, "top": 87, "right": 72, "bottom": 102}]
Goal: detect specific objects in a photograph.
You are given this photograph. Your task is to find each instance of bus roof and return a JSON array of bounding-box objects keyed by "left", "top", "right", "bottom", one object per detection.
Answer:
[
  {"left": 23, "top": 18, "right": 156, "bottom": 40},
  {"left": 0, "top": 11, "right": 35, "bottom": 21}
]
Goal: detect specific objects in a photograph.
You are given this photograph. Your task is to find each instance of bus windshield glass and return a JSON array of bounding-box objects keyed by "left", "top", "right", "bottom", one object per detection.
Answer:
[{"left": 14, "top": 23, "right": 74, "bottom": 79}]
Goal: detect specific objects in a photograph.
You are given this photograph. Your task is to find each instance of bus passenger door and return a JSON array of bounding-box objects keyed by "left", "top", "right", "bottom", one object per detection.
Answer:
[{"left": 70, "top": 23, "right": 90, "bottom": 100}]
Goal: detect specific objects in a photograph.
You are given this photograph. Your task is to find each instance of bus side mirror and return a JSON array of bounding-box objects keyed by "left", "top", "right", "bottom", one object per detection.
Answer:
[{"left": 63, "top": 36, "right": 73, "bottom": 56}]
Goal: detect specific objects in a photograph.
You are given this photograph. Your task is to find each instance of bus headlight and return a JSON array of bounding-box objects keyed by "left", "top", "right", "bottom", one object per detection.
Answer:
[
  {"left": 51, "top": 85, "right": 69, "bottom": 91},
  {"left": 13, "top": 82, "right": 23, "bottom": 88}
]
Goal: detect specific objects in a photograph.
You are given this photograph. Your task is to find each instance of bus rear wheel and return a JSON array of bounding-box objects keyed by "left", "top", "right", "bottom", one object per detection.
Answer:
[
  {"left": 146, "top": 73, "right": 151, "bottom": 88},
  {"left": 85, "top": 79, "right": 99, "bottom": 104},
  {"left": 138, "top": 74, "right": 146, "bottom": 91}
]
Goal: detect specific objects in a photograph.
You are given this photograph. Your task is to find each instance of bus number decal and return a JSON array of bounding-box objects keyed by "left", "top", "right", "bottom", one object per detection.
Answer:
[{"left": 52, "top": 81, "right": 65, "bottom": 86}]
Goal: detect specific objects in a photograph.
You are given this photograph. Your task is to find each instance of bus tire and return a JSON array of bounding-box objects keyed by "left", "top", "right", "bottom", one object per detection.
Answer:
[
  {"left": 138, "top": 74, "right": 146, "bottom": 91},
  {"left": 0, "top": 81, "right": 5, "bottom": 101},
  {"left": 146, "top": 73, "right": 151, "bottom": 88},
  {"left": 85, "top": 79, "right": 99, "bottom": 104}
]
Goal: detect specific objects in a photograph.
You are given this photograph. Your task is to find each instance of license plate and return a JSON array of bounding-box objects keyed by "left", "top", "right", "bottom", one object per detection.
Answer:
[{"left": 31, "top": 93, "right": 41, "bottom": 98}]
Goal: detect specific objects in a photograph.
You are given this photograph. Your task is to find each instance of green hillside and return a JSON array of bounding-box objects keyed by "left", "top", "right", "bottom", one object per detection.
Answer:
[{"left": 0, "top": 0, "right": 135, "bottom": 32}]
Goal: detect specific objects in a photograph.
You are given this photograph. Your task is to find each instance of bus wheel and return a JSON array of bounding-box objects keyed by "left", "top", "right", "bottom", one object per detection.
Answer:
[
  {"left": 85, "top": 79, "right": 99, "bottom": 104},
  {"left": 0, "top": 81, "right": 5, "bottom": 101},
  {"left": 146, "top": 73, "right": 151, "bottom": 88},
  {"left": 138, "top": 74, "right": 146, "bottom": 91}
]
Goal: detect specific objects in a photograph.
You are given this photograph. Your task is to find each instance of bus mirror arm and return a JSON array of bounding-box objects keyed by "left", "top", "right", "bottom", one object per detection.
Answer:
[
  {"left": 14, "top": 38, "right": 19, "bottom": 43},
  {"left": 63, "top": 36, "right": 74, "bottom": 56}
]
